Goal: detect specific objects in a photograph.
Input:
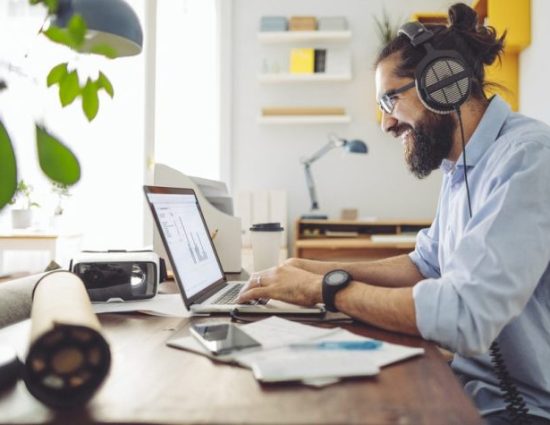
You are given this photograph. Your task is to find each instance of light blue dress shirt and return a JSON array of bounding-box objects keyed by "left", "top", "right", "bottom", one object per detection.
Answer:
[{"left": 410, "top": 96, "right": 550, "bottom": 419}]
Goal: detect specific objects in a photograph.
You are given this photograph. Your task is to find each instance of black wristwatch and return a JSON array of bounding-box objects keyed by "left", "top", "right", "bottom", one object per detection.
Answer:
[{"left": 322, "top": 270, "right": 352, "bottom": 312}]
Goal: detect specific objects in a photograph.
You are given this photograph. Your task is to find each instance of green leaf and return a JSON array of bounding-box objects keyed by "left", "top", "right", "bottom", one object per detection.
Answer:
[
  {"left": 0, "top": 121, "right": 18, "bottom": 210},
  {"left": 89, "top": 44, "right": 118, "bottom": 59},
  {"left": 59, "top": 70, "right": 80, "bottom": 106},
  {"left": 44, "top": 0, "right": 59, "bottom": 14},
  {"left": 42, "top": 16, "right": 86, "bottom": 50},
  {"left": 43, "top": 26, "right": 76, "bottom": 49},
  {"left": 97, "top": 72, "right": 114, "bottom": 97},
  {"left": 67, "top": 15, "right": 86, "bottom": 46},
  {"left": 81, "top": 78, "right": 99, "bottom": 121},
  {"left": 46, "top": 62, "right": 68, "bottom": 87},
  {"left": 36, "top": 125, "right": 80, "bottom": 185}
]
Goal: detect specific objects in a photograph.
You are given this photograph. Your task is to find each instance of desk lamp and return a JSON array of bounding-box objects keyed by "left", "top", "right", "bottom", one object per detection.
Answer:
[
  {"left": 53, "top": 0, "right": 143, "bottom": 57},
  {"left": 301, "top": 134, "right": 368, "bottom": 219}
]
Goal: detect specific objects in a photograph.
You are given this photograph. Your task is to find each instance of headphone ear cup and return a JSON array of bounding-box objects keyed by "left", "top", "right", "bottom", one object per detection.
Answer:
[{"left": 416, "top": 55, "right": 472, "bottom": 114}]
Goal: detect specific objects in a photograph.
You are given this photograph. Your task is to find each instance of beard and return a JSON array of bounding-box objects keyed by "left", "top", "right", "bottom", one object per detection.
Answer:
[{"left": 400, "top": 111, "right": 455, "bottom": 179}]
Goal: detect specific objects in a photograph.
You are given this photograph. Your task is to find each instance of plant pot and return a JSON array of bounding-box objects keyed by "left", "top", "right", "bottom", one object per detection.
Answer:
[{"left": 11, "top": 209, "right": 32, "bottom": 229}]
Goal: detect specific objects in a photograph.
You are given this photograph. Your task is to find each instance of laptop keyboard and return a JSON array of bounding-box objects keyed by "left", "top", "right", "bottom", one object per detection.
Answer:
[
  {"left": 212, "top": 284, "right": 268, "bottom": 305},
  {"left": 213, "top": 284, "right": 243, "bottom": 304}
]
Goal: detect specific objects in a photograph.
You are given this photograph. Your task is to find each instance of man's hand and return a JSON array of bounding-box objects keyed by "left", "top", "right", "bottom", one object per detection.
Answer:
[{"left": 237, "top": 264, "right": 323, "bottom": 306}]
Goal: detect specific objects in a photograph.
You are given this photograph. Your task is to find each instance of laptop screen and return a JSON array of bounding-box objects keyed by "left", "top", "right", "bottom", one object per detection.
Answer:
[{"left": 146, "top": 190, "right": 224, "bottom": 298}]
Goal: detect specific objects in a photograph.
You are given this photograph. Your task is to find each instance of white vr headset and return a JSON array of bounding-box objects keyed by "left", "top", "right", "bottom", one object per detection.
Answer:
[{"left": 70, "top": 250, "right": 166, "bottom": 302}]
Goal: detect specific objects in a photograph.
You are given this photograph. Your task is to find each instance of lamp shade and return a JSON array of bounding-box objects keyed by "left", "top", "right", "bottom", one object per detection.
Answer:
[
  {"left": 345, "top": 140, "right": 368, "bottom": 154},
  {"left": 54, "top": 0, "right": 143, "bottom": 57}
]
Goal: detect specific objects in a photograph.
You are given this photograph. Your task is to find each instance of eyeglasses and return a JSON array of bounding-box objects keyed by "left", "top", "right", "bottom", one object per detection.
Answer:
[{"left": 378, "top": 81, "right": 415, "bottom": 115}]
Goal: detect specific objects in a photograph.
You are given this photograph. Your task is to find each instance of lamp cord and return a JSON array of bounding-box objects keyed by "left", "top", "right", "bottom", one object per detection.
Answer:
[{"left": 455, "top": 107, "right": 530, "bottom": 425}]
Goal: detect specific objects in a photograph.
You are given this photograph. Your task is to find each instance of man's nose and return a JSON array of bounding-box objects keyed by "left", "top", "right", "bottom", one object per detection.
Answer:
[{"left": 381, "top": 111, "right": 398, "bottom": 134}]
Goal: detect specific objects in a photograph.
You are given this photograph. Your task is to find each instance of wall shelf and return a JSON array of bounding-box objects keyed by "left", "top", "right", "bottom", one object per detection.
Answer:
[
  {"left": 258, "top": 115, "right": 351, "bottom": 125},
  {"left": 258, "top": 31, "right": 352, "bottom": 44},
  {"left": 294, "top": 218, "right": 432, "bottom": 261},
  {"left": 258, "top": 73, "right": 352, "bottom": 83}
]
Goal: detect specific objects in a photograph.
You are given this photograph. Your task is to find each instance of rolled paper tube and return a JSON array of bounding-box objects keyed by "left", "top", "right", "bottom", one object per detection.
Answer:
[{"left": 23, "top": 271, "right": 111, "bottom": 409}]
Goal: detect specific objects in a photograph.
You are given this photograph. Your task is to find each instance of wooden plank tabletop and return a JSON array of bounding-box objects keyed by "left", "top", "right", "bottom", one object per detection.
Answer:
[{"left": 0, "top": 313, "right": 483, "bottom": 425}]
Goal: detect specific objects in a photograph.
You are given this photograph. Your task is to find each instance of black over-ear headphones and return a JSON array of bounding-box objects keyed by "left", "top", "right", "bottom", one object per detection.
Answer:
[{"left": 398, "top": 21, "right": 472, "bottom": 114}]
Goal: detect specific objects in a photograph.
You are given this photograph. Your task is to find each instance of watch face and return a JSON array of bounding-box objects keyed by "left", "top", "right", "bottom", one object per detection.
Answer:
[{"left": 326, "top": 270, "right": 347, "bottom": 286}]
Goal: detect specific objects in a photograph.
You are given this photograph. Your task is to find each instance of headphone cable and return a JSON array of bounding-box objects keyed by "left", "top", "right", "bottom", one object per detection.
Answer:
[
  {"left": 455, "top": 106, "right": 530, "bottom": 425},
  {"left": 455, "top": 107, "right": 472, "bottom": 218}
]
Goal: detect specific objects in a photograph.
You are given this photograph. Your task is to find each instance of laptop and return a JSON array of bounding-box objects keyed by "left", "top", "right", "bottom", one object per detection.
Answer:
[{"left": 143, "top": 185, "right": 324, "bottom": 315}]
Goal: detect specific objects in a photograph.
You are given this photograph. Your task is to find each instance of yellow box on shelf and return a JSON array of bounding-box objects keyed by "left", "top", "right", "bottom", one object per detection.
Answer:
[
  {"left": 472, "top": 0, "right": 530, "bottom": 111},
  {"left": 472, "top": 0, "right": 530, "bottom": 51},
  {"left": 290, "top": 48, "right": 315, "bottom": 74},
  {"left": 409, "top": 12, "right": 447, "bottom": 25}
]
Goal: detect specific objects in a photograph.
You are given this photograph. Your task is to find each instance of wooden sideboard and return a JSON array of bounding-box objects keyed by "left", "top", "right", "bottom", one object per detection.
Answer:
[{"left": 294, "top": 218, "right": 432, "bottom": 262}]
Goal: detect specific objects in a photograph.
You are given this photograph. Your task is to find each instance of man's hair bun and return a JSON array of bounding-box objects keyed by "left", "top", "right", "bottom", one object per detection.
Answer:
[
  {"left": 448, "top": 3, "right": 478, "bottom": 32},
  {"left": 447, "top": 2, "right": 505, "bottom": 67}
]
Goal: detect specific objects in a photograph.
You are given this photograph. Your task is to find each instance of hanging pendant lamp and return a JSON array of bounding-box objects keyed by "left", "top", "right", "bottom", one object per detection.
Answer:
[{"left": 53, "top": 0, "right": 143, "bottom": 57}]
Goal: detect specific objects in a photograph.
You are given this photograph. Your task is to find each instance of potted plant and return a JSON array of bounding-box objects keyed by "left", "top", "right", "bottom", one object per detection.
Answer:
[
  {"left": 50, "top": 181, "right": 71, "bottom": 229},
  {"left": 51, "top": 181, "right": 71, "bottom": 216},
  {"left": 373, "top": 9, "right": 402, "bottom": 46},
  {"left": 9, "top": 180, "right": 40, "bottom": 229},
  {"left": 373, "top": 9, "right": 403, "bottom": 122}
]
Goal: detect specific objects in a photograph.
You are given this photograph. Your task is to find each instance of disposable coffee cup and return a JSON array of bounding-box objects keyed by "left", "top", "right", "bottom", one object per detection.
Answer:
[{"left": 249, "top": 223, "right": 284, "bottom": 272}]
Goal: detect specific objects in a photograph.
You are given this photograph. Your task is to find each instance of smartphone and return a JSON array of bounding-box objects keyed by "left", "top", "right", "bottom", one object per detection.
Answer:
[{"left": 190, "top": 323, "right": 261, "bottom": 355}]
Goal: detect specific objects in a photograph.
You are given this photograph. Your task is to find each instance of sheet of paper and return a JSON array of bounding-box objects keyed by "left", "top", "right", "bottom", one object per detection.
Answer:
[
  {"left": 166, "top": 335, "right": 238, "bottom": 363},
  {"left": 250, "top": 350, "right": 380, "bottom": 383},
  {"left": 92, "top": 293, "right": 191, "bottom": 317},
  {"left": 310, "top": 329, "right": 424, "bottom": 368},
  {"left": 166, "top": 317, "right": 337, "bottom": 361},
  {"left": 234, "top": 327, "right": 424, "bottom": 371},
  {"left": 165, "top": 317, "right": 424, "bottom": 387},
  {"left": 240, "top": 316, "right": 339, "bottom": 349}
]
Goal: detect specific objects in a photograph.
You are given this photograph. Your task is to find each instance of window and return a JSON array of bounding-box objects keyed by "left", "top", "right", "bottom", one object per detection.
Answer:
[
  {"left": 0, "top": 1, "right": 146, "bottom": 261},
  {"left": 154, "top": 0, "right": 221, "bottom": 181}
]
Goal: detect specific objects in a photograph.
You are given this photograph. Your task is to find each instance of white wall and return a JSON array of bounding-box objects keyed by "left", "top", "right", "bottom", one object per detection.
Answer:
[
  {"left": 519, "top": 0, "right": 550, "bottom": 124},
  {"left": 230, "top": 0, "right": 454, "bottom": 243}
]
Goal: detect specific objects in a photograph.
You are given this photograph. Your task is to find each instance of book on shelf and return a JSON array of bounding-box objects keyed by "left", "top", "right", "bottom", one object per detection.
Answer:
[
  {"left": 324, "top": 230, "right": 359, "bottom": 238},
  {"left": 314, "top": 49, "right": 326, "bottom": 73},
  {"left": 260, "top": 16, "right": 288, "bottom": 32},
  {"left": 318, "top": 16, "right": 348, "bottom": 31},
  {"left": 261, "top": 107, "right": 346, "bottom": 117},
  {"left": 370, "top": 234, "right": 418, "bottom": 244},
  {"left": 289, "top": 16, "right": 317, "bottom": 31},
  {"left": 290, "top": 48, "right": 315, "bottom": 74}
]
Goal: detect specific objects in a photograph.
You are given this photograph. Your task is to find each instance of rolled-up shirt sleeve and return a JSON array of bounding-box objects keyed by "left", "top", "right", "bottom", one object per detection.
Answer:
[
  {"left": 413, "top": 142, "right": 550, "bottom": 356},
  {"left": 409, "top": 221, "right": 441, "bottom": 279}
]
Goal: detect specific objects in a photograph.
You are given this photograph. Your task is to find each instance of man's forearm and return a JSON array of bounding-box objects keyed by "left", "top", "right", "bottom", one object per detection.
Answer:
[
  {"left": 335, "top": 281, "right": 420, "bottom": 335},
  {"left": 289, "top": 254, "right": 424, "bottom": 288}
]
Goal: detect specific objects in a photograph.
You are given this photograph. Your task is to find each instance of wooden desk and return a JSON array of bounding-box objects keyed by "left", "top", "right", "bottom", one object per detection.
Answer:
[
  {"left": 294, "top": 219, "right": 432, "bottom": 262},
  {"left": 0, "top": 314, "right": 482, "bottom": 424}
]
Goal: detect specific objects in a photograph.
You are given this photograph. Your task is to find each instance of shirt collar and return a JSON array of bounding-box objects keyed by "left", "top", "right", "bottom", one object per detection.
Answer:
[{"left": 441, "top": 95, "right": 511, "bottom": 173}]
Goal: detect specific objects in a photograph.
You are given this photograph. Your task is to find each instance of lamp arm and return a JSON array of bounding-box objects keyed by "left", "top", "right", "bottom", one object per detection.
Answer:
[
  {"left": 301, "top": 136, "right": 343, "bottom": 166},
  {"left": 303, "top": 163, "right": 319, "bottom": 211}
]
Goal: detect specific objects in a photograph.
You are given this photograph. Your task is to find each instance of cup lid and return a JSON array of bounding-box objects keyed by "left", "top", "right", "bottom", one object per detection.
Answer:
[{"left": 249, "top": 222, "right": 284, "bottom": 232}]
